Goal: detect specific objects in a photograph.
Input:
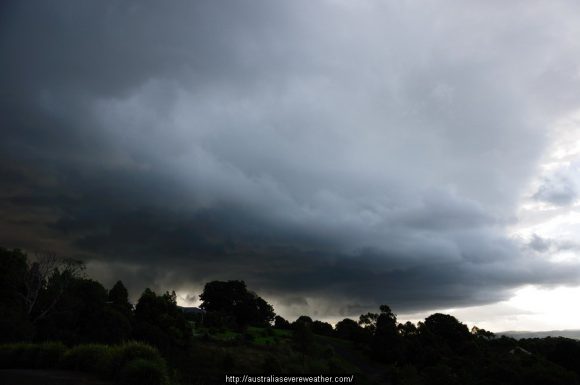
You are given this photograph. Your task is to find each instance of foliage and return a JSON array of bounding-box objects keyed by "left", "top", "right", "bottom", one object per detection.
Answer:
[
  {"left": 0, "top": 341, "right": 169, "bottom": 385},
  {"left": 371, "top": 305, "right": 400, "bottom": 363},
  {"left": 0, "top": 341, "right": 66, "bottom": 369},
  {"left": 3, "top": 246, "right": 580, "bottom": 384},
  {"left": 199, "top": 280, "right": 275, "bottom": 328},
  {"left": 312, "top": 320, "right": 334, "bottom": 337},
  {"left": 134, "top": 288, "right": 192, "bottom": 349},
  {"left": 109, "top": 280, "right": 133, "bottom": 316},
  {"left": 118, "top": 358, "right": 168, "bottom": 385},
  {"left": 61, "top": 343, "right": 114, "bottom": 374},
  {"left": 0, "top": 248, "right": 33, "bottom": 342},
  {"left": 274, "top": 315, "right": 291, "bottom": 329},
  {"left": 335, "top": 318, "right": 368, "bottom": 343},
  {"left": 35, "top": 277, "right": 132, "bottom": 345}
]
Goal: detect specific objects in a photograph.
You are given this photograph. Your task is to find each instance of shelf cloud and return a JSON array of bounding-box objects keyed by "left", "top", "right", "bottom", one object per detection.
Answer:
[{"left": 2, "top": 0, "right": 580, "bottom": 319}]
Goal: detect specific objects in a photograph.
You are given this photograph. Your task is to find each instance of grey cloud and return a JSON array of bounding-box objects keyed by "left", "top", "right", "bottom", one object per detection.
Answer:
[
  {"left": 527, "top": 233, "right": 580, "bottom": 255},
  {"left": 533, "top": 166, "right": 579, "bottom": 206},
  {"left": 2, "top": 0, "right": 580, "bottom": 318},
  {"left": 529, "top": 234, "right": 552, "bottom": 253}
]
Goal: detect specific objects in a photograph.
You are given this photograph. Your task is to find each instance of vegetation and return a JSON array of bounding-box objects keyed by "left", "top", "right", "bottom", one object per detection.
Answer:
[
  {"left": 2, "top": 246, "right": 580, "bottom": 384},
  {"left": 0, "top": 341, "right": 168, "bottom": 385}
]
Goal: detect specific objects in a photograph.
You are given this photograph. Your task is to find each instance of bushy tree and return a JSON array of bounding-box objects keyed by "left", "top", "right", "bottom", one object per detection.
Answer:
[
  {"left": 335, "top": 318, "right": 368, "bottom": 343},
  {"left": 35, "top": 277, "right": 132, "bottom": 344},
  {"left": 421, "top": 313, "right": 471, "bottom": 350},
  {"left": 311, "top": 320, "right": 334, "bottom": 337},
  {"left": 109, "top": 280, "right": 133, "bottom": 316},
  {"left": 358, "top": 312, "right": 379, "bottom": 334},
  {"left": 274, "top": 315, "right": 291, "bottom": 329},
  {"left": 199, "top": 280, "right": 275, "bottom": 328},
  {"left": 134, "top": 288, "right": 191, "bottom": 350},
  {"left": 292, "top": 319, "right": 315, "bottom": 367},
  {"left": 292, "top": 315, "right": 313, "bottom": 328}
]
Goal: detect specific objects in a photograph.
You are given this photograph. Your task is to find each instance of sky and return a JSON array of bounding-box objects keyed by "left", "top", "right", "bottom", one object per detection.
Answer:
[{"left": 1, "top": 0, "right": 580, "bottom": 331}]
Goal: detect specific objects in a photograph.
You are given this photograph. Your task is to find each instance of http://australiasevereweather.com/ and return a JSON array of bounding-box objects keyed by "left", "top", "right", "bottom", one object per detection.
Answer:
[{"left": 225, "top": 374, "right": 355, "bottom": 384}]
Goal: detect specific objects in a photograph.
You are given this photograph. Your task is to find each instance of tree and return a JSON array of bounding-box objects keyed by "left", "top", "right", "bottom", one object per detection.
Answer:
[
  {"left": 399, "top": 321, "right": 418, "bottom": 337},
  {"left": 359, "top": 312, "right": 379, "bottom": 334},
  {"left": 335, "top": 318, "right": 367, "bottom": 343},
  {"left": 254, "top": 296, "right": 276, "bottom": 326},
  {"left": 292, "top": 315, "right": 313, "bottom": 329},
  {"left": 274, "top": 315, "right": 291, "bottom": 329},
  {"left": 311, "top": 320, "right": 334, "bottom": 337},
  {"left": 109, "top": 280, "right": 133, "bottom": 316},
  {"left": 293, "top": 319, "right": 315, "bottom": 368},
  {"left": 422, "top": 313, "right": 471, "bottom": 344},
  {"left": 199, "top": 280, "right": 275, "bottom": 328},
  {"left": 0, "top": 248, "right": 85, "bottom": 342},
  {"left": 471, "top": 326, "right": 494, "bottom": 340},
  {"left": 0, "top": 248, "right": 31, "bottom": 342},
  {"left": 24, "top": 251, "right": 85, "bottom": 324},
  {"left": 371, "top": 305, "right": 400, "bottom": 363},
  {"left": 134, "top": 288, "right": 191, "bottom": 349}
]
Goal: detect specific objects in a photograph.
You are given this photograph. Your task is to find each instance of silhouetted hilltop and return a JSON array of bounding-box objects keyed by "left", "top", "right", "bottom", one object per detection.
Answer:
[
  {"left": 3, "top": 246, "right": 580, "bottom": 385},
  {"left": 500, "top": 330, "right": 580, "bottom": 340}
]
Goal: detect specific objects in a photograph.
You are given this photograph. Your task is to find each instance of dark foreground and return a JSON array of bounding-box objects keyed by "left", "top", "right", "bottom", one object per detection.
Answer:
[{"left": 0, "top": 370, "right": 111, "bottom": 385}]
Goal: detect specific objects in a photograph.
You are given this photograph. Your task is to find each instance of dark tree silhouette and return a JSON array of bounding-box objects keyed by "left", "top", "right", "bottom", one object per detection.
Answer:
[
  {"left": 335, "top": 318, "right": 368, "bottom": 343},
  {"left": 311, "top": 320, "right": 334, "bottom": 337},
  {"left": 292, "top": 315, "right": 313, "bottom": 328},
  {"left": 109, "top": 280, "right": 131, "bottom": 308},
  {"left": 274, "top": 315, "right": 291, "bottom": 329},
  {"left": 359, "top": 312, "right": 379, "bottom": 334},
  {"left": 0, "top": 248, "right": 31, "bottom": 342},
  {"left": 199, "top": 280, "right": 275, "bottom": 328},
  {"left": 292, "top": 318, "right": 315, "bottom": 368},
  {"left": 134, "top": 288, "right": 191, "bottom": 349},
  {"left": 371, "top": 305, "right": 400, "bottom": 363},
  {"left": 24, "top": 252, "right": 85, "bottom": 324},
  {"left": 422, "top": 313, "right": 471, "bottom": 345}
]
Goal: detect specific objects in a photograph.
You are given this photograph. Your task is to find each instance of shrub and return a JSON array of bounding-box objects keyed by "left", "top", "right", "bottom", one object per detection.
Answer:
[
  {"left": 117, "top": 341, "right": 164, "bottom": 364},
  {"left": 0, "top": 342, "right": 66, "bottom": 369},
  {"left": 0, "top": 343, "right": 33, "bottom": 368},
  {"left": 118, "top": 358, "right": 168, "bottom": 385},
  {"left": 60, "top": 341, "right": 166, "bottom": 380},
  {"left": 0, "top": 341, "right": 169, "bottom": 385},
  {"left": 60, "top": 344, "right": 114, "bottom": 375},
  {"left": 34, "top": 342, "right": 67, "bottom": 368},
  {"left": 109, "top": 341, "right": 166, "bottom": 377}
]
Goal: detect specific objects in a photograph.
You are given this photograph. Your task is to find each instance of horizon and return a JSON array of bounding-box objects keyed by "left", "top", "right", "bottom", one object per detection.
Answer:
[{"left": 2, "top": 0, "right": 580, "bottom": 333}]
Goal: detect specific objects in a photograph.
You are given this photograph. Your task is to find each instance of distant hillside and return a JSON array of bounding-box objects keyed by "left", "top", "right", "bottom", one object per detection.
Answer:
[{"left": 500, "top": 330, "right": 580, "bottom": 340}]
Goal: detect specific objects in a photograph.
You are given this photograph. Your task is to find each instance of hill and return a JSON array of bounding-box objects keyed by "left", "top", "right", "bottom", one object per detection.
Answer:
[{"left": 500, "top": 330, "right": 580, "bottom": 340}]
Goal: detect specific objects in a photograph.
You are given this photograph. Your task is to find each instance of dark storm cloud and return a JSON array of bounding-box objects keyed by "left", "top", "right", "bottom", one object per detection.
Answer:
[{"left": 2, "top": 0, "right": 580, "bottom": 318}]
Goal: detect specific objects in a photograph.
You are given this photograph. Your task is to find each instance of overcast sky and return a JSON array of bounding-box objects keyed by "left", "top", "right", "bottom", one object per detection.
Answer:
[{"left": 2, "top": 0, "right": 580, "bottom": 330}]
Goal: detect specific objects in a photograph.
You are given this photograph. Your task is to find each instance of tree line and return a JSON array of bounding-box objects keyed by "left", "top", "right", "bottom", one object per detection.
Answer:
[{"left": 3, "top": 246, "right": 580, "bottom": 384}]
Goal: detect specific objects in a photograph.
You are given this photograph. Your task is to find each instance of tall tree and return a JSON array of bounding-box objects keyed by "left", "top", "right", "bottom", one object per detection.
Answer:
[
  {"left": 24, "top": 252, "right": 85, "bottom": 324},
  {"left": 134, "top": 288, "right": 191, "bottom": 349},
  {"left": 108, "top": 280, "right": 133, "bottom": 315},
  {"left": 371, "top": 305, "right": 401, "bottom": 363},
  {"left": 0, "top": 248, "right": 31, "bottom": 341}
]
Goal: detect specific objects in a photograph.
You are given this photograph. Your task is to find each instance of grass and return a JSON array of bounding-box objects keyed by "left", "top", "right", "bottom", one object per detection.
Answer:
[
  {"left": 191, "top": 326, "right": 292, "bottom": 346},
  {"left": 184, "top": 326, "right": 368, "bottom": 377}
]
